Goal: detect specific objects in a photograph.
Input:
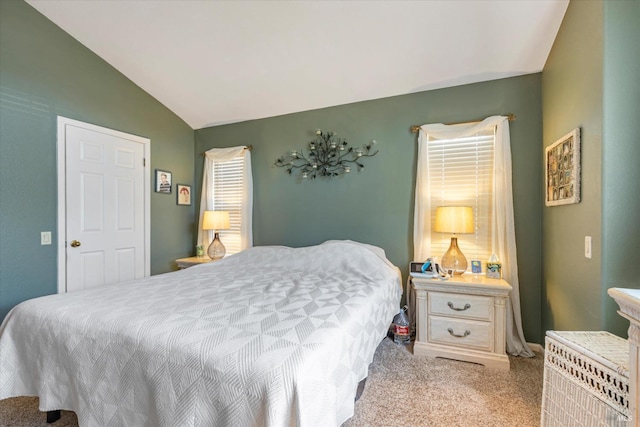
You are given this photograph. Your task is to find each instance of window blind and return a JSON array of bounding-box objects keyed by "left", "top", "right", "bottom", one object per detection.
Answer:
[
  {"left": 212, "top": 155, "right": 244, "bottom": 255},
  {"left": 427, "top": 129, "right": 495, "bottom": 270}
]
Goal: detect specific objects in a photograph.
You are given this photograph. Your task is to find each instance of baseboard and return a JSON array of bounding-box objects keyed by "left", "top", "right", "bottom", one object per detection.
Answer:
[{"left": 527, "top": 342, "right": 544, "bottom": 353}]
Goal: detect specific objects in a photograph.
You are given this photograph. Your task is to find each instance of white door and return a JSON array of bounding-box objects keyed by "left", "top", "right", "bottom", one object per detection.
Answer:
[{"left": 57, "top": 117, "right": 150, "bottom": 293}]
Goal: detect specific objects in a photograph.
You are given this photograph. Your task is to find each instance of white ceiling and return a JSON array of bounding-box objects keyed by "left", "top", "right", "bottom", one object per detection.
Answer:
[{"left": 26, "top": 0, "right": 568, "bottom": 130}]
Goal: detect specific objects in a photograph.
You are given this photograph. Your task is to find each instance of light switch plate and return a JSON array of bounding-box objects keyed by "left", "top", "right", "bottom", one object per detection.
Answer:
[
  {"left": 585, "top": 236, "right": 592, "bottom": 259},
  {"left": 41, "top": 231, "right": 52, "bottom": 245}
]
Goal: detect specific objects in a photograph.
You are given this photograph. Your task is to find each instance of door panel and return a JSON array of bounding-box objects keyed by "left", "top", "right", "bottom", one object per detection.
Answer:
[
  {"left": 81, "top": 173, "right": 104, "bottom": 232},
  {"left": 115, "top": 248, "right": 136, "bottom": 282},
  {"left": 80, "top": 251, "right": 105, "bottom": 289},
  {"left": 116, "top": 177, "right": 135, "bottom": 230}
]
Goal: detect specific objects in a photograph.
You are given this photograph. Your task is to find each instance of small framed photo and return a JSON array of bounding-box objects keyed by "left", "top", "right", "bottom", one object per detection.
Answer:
[
  {"left": 545, "top": 128, "right": 580, "bottom": 206},
  {"left": 471, "top": 260, "right": 482, "bottom": 274},
  {"left": 487, "top": 262, "right": 502, "bottom": 279},
  {"left": 155, "top": 169, "right": 172, "bottom": 194},
  {"left": 176, "top": 184, "right": 191, "bottom": 206}
]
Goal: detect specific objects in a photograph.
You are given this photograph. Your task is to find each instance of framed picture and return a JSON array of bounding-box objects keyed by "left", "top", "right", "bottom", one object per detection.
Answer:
[
  {"left": 471, "top": 260, "right": 482, "bottom": 274},
  {"left": 155, "top": 169, "right": 172, "bottom": 194},
  {"left": 545, "top": 128, "right": 580, "bottom": 206},
  {"left": 176, "top": 184, "right": 191, "bottom": 206}
]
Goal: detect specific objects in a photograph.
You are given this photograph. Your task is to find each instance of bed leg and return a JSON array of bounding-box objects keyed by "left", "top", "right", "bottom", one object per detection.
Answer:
[
  {"left": 46, "top": 410, "right": 61, "bottom": 423},
  {"left": 355, "top": 378, "right": 367, "bottom": 401}
]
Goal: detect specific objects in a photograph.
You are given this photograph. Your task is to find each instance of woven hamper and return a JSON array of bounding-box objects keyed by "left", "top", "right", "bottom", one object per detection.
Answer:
[{"left": 541, "top": 331, "right": 630, "bottom": 427}]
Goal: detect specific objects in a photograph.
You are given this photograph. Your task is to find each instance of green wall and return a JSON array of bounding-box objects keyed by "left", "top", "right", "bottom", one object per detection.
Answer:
[
  {"left": 0, "top": 0, "right": 195, "bottom": 321},
  {"left": 542, "top": 0, "right": 640, "bottom": 338},
  {"left": 541, "top": 0, "right": 604, "bottom": 332},
  {"left": 602, "top": 0, "right": 640, "bottom": 335},
  {"left": 195, "top": 74, "right": 544, "bottom": 344}
]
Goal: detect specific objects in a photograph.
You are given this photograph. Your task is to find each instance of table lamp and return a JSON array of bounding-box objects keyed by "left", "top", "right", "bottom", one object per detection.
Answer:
[
  {"left": 434, "top": 206, "right": 474, "bottom": 275},
  {"left": 202, "top": 210, "right": 230, "bottom": 261}
]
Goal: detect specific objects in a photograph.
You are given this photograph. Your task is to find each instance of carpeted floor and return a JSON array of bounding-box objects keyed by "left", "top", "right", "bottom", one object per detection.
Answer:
[
  {"left": 345, "top": 338, "right": 543, "bottom": 426},
  {"left": 0, "top": 338, "right": 543, "bottom": 427}
]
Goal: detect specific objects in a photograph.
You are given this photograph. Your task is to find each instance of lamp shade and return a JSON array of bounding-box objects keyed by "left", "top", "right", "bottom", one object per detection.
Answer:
[
  {"left": 202, "top": 211, "right": 230, "bottom": 231},
  {"left": 434, "top": 206, "right": 474, "bottom": 234}
]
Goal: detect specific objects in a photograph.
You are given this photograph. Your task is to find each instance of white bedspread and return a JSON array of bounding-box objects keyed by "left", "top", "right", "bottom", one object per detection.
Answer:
[{"left": 0, "top": 241, "right": 401, "bottom": 426}]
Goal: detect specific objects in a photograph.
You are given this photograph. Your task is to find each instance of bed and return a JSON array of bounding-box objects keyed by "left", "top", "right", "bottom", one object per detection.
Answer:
[{"left": 0, "top": 240, "right": 401, "bottom": 426}]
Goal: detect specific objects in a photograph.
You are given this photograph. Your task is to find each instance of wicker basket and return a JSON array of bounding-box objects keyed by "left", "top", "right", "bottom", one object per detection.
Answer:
[{"left": 541, "top": 331, "right": 630, "bottom": 427}]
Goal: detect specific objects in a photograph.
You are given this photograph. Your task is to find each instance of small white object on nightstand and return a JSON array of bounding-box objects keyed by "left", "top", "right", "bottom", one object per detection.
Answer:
[{"left": 411, "top": 273, "right": 512, "bottom": 370}]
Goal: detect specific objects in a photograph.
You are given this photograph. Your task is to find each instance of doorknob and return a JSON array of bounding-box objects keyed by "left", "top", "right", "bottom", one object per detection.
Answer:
[{"left": 70, "top": 240, "right": 81, "bottom": 247}]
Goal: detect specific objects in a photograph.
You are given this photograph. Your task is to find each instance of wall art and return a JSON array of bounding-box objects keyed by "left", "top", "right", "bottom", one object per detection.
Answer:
[
  {"left": 177, "top": 184, "right": 191, "bottom": 205},
  {"left": 545, "top": 128, "right": 580, "bottom": 206},
  {"left": 155, "top": 169, "right": 172, "bottom": 194}
]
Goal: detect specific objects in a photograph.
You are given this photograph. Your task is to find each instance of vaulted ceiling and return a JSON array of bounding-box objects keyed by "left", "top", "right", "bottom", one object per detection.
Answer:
[{"left": 26, "top": 0, "right": 569, "bottom": 129}]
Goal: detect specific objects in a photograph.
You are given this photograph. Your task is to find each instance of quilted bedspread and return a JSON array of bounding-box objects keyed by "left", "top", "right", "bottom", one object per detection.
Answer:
[{"left": 0, "top": 241, "right": 401, "bottom": 426}]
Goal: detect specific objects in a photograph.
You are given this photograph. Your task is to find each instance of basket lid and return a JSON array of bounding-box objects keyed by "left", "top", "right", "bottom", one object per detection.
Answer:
[{"left": 546, "top": 330, "right": 629, "bottom": 376}]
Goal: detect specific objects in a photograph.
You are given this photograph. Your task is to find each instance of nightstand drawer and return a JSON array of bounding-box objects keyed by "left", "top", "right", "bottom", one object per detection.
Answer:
[
  {"left": 429, "top": 292, "right": 492, "bottom": 320},
  {"left": 428, "top": 316, "right": 492, "bottom": 351}
]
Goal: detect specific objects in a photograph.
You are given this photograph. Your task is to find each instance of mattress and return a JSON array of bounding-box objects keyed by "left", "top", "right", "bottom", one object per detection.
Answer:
[{"left": 0, "top": 240, "right": 401, "bottom": 426}]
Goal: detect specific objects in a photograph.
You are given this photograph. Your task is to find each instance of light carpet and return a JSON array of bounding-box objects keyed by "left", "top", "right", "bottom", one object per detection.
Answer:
[
  {"left": 345, "top": 338, "right": 543, "bottom": 426},
  {"left": 0, "top": 338, "right": 543, "bottom": 426}
]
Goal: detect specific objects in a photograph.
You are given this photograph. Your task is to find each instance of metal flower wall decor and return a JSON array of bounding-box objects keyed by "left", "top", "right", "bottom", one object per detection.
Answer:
[{"left": 274, "top": 129, "right": 379, "bottom": 179}]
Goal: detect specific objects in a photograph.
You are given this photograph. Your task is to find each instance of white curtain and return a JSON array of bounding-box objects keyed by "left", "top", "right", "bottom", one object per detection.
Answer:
[
  {"left": 197, "top": 146, "right": 253, "bottom": 252},
  {"left": 413, "top": 116, "right": 533, "bottom": 357}
]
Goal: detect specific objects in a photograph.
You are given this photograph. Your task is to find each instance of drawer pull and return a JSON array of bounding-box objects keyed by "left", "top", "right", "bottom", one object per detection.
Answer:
[
  {"left": 447, "top": 302, "right": 471, "bottom": 311},
  {"left": 447, "top": 328, "right": 471, "bottom": 338}
]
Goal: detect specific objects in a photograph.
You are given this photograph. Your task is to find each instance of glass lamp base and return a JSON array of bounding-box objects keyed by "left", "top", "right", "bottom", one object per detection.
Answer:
[
  {"left": 441, "top": 236, "right": 468, "bottom": 275},
  {"left": 207, "top": 232, "right": 226, "bottom": 261}
]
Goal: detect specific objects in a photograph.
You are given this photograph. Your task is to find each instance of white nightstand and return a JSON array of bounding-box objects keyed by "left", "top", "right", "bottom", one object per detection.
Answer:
[
  {"left": 176, "top": 256, "right": 213, "bottom": 269},
  {"left": 411, "top": 273, "right": 512, "bottom": 370}
]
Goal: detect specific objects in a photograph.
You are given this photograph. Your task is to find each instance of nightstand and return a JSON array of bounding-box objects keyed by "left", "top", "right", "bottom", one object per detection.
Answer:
[
  {"left": 175, "top": 256, "right": 213, "bottom": 269},
  {"left": 411, "top": 273, "right": 512, "bottom": 370}
]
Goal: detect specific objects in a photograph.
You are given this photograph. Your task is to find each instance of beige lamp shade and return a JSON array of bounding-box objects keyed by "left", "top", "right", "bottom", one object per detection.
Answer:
[
  {"left": 202, "top": 211, "right": 230, "bottom": 231},
  {"left": 434, "top": 206, "right": 474, "bottom": 234}
]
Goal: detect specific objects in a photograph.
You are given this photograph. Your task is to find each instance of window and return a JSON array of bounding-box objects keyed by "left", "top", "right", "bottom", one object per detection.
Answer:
[
  {"left": 426, "top": 128, "right": 495, "bottom": 270},
  {"left": 199, "top": 146, "right": 252, "bottom": 256},
  {"left": 211, "top": 154, "right": 245, "bottom": 255}
]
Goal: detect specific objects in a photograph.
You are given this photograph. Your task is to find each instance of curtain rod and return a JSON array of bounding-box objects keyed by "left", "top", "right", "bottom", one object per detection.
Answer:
[
  {"left": 410, "top": 113, "right": 516, "bottom": 134},
  {"left": 201, "top": 145, "right": 253, "bottom": 156}
]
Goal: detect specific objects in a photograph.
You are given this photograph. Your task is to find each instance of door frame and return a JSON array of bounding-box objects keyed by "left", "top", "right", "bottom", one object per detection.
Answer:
[{"left": 56, "top": 116, "right": 151, "bottom": 293}]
